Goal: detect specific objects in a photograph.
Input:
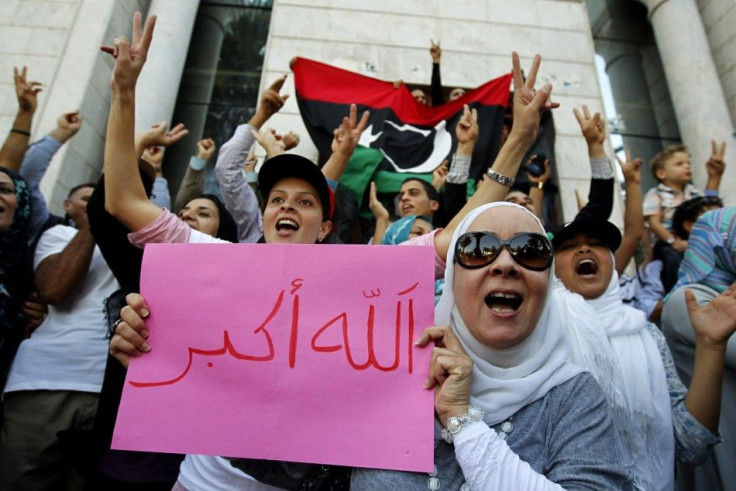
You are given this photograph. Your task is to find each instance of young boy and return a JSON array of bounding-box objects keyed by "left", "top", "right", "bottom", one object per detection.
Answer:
[{"left": 643, "top": 142, "right": 725, "bottom": 293}]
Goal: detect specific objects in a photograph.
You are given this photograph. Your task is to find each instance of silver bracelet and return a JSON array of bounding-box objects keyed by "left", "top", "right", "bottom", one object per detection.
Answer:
[
  {"left": 486, "top": 169, "right": 515, "bottom": 187},
  {"left": 441, "top": 406, "right": 484, "bottom": 443}
]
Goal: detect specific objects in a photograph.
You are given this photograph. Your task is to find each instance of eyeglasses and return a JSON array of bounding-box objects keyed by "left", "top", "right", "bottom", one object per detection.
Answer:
[{"left": 454, "top": 232, "right": 553, "bottom": 271}]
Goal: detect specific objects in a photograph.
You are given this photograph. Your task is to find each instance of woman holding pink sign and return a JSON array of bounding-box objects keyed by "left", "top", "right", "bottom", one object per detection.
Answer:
[{"left": 101, "top": 12, "right": 354, "bottom": 491}]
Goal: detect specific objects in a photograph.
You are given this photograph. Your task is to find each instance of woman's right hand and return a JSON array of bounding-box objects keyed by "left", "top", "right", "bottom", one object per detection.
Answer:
[
  {"left": 109, "top": 293, "right": 151, "bottom": 368},
  {"left": 368, "top": 182, "right": 389, "bottom": 222},
  {"left": 416, "top": 325, "right": 474, "bottom": 427}
]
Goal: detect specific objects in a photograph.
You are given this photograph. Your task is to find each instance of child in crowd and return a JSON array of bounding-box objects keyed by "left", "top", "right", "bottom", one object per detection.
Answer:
[{"left": 643, "top": 142, "right": 725, "bottom": 293}]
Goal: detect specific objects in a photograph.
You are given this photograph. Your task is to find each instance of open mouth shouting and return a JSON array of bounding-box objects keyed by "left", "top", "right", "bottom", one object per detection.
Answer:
[
  {"left": 575, "top": 258, "right": 598, "bottom": 278},
  {"left": 275, "top": 218, "right": 300, "bottom": 235},
  {"left": 484, "top": 290, "right": 523, "bottom": 317}
]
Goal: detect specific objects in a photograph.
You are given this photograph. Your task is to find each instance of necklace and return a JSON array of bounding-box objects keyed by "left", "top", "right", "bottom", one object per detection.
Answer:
[{"left": 427, "top": 417, "right": 513, "bottom": 489}]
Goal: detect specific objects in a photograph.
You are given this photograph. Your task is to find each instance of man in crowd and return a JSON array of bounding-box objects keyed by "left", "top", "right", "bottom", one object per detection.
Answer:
[{"left": 0, "top": 177, "right": 118, "bottom": 489}]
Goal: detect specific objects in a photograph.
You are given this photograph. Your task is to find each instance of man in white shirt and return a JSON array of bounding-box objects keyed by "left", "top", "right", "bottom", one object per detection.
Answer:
[{"left": 0, "top": 183, "right": 119, "bottom": 490}]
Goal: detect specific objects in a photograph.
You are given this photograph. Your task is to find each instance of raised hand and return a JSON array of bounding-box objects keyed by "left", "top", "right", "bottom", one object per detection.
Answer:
[
  {"left": 58, "top": 111, "right": 82, "bottom": 133},
  {"left": 686, "top": 283, "right": 736, "bottom": 347},
  {"left": 573, "top": 105, "right": 605, "bottom": 146},
  {"left": 415, "top": 325, "right": 474, "bottom": 427},
  {"left": 706, "top": 140, "right": 726, "bottom": 178},
  {"left": 14, "top": 66, "right": 42, "bottom": 113},
  {"left": 244, "top": 148, "right": 257, "bottom": 173},
  {"left": 432, "top": 160, "right": 449, "bottom": 192},
  {"left": 142, "top": 146, "right": 164, "bottom": 175},
  {"left": 330, "top": 103, "right": 370, "bottom": 158},
  {"left": 282, "top": 131, "right": 300, "bottom": 151},
  {"left": 456, "top": 104, "right": 479, "bottom": 146},
  {"left": 251, "top": 127, "right": 286, "bottom": 158},
  {"left": 510, "top": 52, "right": 558, "bottom": 145},
  {"left": 100, "top": 11, "right": 157, "bottom": 92},
  {"left": 50, "top": 111, "right": 83, "bottom": 144},
  {"left": 430, "top": 39, "right": 441, "bottom": 63},
  {"left": 197, "top": 138, "right": 216, "bottom": 160},
  {"left": 257, "top": 75, "right": 289, "bottom": 121},
  {"left": 137, "top": 121, "right": 189, "bottom": 148},
  {"left": 616, "top": 149, "right": 643, "bottom": 184},
  {"left": 368, "top": 181, "right": 389, "bottom": 222}
]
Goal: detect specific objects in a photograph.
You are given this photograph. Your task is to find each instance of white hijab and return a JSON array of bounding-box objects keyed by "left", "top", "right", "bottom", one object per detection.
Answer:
[
  {"left": 436, "top": 202, "right": 584, "bottom": 426},
  {"left": 555, "top": 252, "right": 674, "bottom": 491}
]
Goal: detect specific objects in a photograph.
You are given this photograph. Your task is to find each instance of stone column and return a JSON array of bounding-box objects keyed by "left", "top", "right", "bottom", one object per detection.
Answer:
[
  {"left": 597, "top": 40, "right": 664, "bottom": 192},
  {"left": 155, "top": 9, "right": 229, "bottom": 198},
  {"left": 135, "top": 0, "right": 199, "bottom": 128},
  {"left": 639, "top": 0, "right": 736, "bottom": 201}
]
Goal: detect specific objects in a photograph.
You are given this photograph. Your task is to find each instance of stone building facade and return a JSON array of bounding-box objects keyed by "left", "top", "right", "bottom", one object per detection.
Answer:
[{"left": 0, "top": 0, "right": 733, "bottom": 219}]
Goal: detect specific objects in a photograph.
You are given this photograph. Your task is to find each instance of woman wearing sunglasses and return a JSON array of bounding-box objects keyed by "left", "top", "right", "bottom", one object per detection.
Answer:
[{"left": 352, "top": 202, "right": 631, "bottom": 490}]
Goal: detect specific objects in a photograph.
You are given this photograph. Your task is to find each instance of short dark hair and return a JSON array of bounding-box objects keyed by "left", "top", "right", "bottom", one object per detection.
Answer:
[
  {"left": 400, "top": 177, "right": 440, "bottom": 203},
  {"left": 672, "top": 196, "right": 723, "bottom": 240},
  {"left": 67, "top": 182, "right": 95, "bottom": 199},
  {"left": 649, "top": 144, "right": 688, "bottom": 182}
]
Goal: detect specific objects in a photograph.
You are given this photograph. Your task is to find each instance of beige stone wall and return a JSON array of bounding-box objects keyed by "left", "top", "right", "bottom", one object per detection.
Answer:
[
  {"left": 641, "top": 43, "right": 680, "bottom": 143},
  {"left": 0, "top": 0, "right": 148, "bottom": 213},
  {"left": 261, "top": 0, "right": 619, "bottom": 222},
  {"left": 0, "top": 0, "right": 82, "bottom": 137},
  {"left": 697, "top": 0, "right": 736, "bottom": 126}
]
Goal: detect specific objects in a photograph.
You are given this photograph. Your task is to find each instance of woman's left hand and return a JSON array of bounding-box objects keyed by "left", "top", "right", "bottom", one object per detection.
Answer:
[
  {"left": 100, "top": 12, "right": 156, "bottom": 92},
  {"left": 416, "top": 325, "right": 474, "bottom": 427},
  {"left": 686, "top": 282, "right": 736, "bottom": 347}
]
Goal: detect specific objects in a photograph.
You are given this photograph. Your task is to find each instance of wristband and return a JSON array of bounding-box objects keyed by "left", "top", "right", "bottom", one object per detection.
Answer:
[
  {"left": 666, "top": 237, "right": 676, "bottom": 245},
  {"left": 441, "top": 406, "right": 484, "bottom": 443},
  {"left": 189, "top": 156, "right": 206, "bottom": 171},
  {"left": 537, "top": 181, "right": 545, "bottom": 190},
  {"left": 245, "top": 170, "right": 258, "bottom": 184},
  {"left": 10, "top": 128, "right": 30, "bottom": 137},
  {"left": 486, "top": 169, "right": 515, "bottom": 187}
]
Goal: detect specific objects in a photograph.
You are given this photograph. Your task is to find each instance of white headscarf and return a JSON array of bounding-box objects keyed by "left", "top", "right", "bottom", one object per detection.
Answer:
[
  {"left": 556, "top": 251, "right": 674, "bottom": 491},
  {"left": 436, "top": 202, "right": 584, "bottom": 426}
]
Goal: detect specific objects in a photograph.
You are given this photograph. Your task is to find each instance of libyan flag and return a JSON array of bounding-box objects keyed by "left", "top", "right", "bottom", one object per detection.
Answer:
[{"left": 292, "top": 57, "right": 512, "bottom": 212}]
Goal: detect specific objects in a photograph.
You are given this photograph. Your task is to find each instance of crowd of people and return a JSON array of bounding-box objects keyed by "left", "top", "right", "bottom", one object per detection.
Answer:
[{"left": 0, "top": 10, "right": 734, "bottom": 491}]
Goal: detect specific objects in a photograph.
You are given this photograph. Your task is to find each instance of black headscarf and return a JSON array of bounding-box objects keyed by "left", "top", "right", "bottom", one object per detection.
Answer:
[{"left": 0, "top": 168, "right": 33, "bottom": 391}]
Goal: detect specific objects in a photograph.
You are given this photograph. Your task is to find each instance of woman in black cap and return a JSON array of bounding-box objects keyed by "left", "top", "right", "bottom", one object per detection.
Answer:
[
  {"left": 552, "top": 217, "right": 735, "bottom": 490},
  {"left": 101, "top": 13, "right": 343, "bottom": 489}
]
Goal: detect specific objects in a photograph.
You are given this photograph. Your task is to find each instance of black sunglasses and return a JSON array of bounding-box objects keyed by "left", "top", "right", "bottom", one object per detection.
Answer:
[{"left": 455, "top": 232, "right": 554, "bottom": 271}]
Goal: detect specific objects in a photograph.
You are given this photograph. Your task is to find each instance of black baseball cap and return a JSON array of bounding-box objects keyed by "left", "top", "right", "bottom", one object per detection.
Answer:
[
  {"left": 551, "top": 217, "right": 622, "bottom": 252},
  {"left": 258, "top": 154, "right": 333, "bottom": 220}
]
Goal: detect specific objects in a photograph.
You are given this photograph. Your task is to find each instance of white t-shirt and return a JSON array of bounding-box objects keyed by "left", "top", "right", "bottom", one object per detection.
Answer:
[
  {"left": 178, "top": 455, "right": 281, "bottom": 491},
  {"left": 4, "top": 225, "right": 119, "bottom": 394}
]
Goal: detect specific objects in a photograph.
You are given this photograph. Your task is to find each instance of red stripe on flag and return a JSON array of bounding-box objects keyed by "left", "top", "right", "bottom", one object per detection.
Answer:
[{"left": 292, "top": 57, "right": 511, "bottom": 126}]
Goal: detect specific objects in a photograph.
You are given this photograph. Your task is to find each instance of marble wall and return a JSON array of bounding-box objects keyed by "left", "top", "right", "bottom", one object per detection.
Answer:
[{"left": 0, "top": 0, "right": 150, "bottom": 213}]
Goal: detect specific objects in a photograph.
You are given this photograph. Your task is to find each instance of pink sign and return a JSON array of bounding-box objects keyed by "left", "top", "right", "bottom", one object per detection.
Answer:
[{"left": 112, "top": 243, "right": 435, "bottom": 472}]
